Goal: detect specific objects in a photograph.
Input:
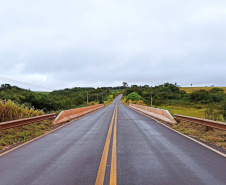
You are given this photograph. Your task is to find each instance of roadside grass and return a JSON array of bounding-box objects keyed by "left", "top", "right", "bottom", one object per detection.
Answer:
[
  {"left": 120, "top": 96, "right": 128, "bottom": 106},
  {"left": 0, "top": 119, "right": 54, "bottom": 151},
  {"left": 172, "top": 121, "right": 226, "bottom": 150},
  {"left": 104, "top": 99, "right": 114, "bottom": 106},
  {"left": 180, "top": 87, "right": 226, "bottom": 93},
  {"left": 104, "top": 91, "right": 123, "bottom": 106},
  {"left": 156, "top": 105, "right": 206, "bottom": 119}
]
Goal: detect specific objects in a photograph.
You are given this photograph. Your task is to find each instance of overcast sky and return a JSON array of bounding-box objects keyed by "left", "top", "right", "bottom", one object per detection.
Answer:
[{"left": 0, "top": 0, "right": 226, "bottom": 91}]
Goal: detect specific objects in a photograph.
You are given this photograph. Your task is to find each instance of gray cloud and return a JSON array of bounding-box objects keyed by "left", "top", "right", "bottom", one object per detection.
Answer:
[{"left": 0, "top": 0, "right": 226, "bottom": 90}]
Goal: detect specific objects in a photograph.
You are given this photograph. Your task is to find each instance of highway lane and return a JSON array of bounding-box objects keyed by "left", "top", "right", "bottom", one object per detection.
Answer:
[
  {"left": 0, "top": 95, "right": 226, "bottom": 185},
  {"left": 0, "top": 99, "right": 117, "bottom": 185},
  {"left": 117, "top": 98, "right": 226, "bottom": 185}
]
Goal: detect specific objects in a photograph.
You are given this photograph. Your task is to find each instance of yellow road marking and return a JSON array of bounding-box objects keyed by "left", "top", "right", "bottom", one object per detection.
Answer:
[
  {"left": 95, "top": 105, "right": 116, "bottom": 185},
  {"left": 110, "top": 102, "right": 117, "bottom": 185}
]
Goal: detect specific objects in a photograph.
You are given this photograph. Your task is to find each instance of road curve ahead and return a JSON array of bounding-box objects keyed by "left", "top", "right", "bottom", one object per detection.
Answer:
[{"left": 0, "top": 95, "right": 226, "bottom": 185}]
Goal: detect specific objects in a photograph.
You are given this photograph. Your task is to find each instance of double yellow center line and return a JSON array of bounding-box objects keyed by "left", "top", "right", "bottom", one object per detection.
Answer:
[{"left": 95, "top": 103, "right": 117, "bottom": 185}]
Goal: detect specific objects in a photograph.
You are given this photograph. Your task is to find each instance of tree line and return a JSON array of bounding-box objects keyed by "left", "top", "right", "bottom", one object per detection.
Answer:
[{"left": 0, "top": 84, "right": 122, "bottom": 112}]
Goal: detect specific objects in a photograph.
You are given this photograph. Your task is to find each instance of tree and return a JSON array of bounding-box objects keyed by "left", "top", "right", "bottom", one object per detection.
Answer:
[{"left": 122, "top": 82, "right": 128, "bottom": 88}]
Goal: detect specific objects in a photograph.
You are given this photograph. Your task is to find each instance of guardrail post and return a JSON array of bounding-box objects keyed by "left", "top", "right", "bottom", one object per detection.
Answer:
[{"left": 205, "top": 126, "right": 210, "bottom": 131}]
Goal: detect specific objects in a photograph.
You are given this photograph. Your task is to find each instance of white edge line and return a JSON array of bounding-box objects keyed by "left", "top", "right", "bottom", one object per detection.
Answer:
[{"left": 127, "top": 106, "right": 226, "bottom": 158}]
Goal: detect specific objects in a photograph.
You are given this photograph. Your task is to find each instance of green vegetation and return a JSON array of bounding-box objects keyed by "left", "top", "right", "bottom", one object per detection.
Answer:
[
  {"left": 123, "top": 83, "right": 226, "bottom": 122},
  {"left": 34, "top": 92, "right": 50, "bottom": 95},
  {"left": 126, "top": 92, "right": 142, "bottom": 102}
]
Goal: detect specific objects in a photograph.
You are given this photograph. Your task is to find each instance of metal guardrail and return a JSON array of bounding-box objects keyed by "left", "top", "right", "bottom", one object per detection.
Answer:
[
  {"left": 0, "top": 113, "right": 56, "bottom": 131},
  {"left": 174, "top": 114, "right": 226, "bottom": 131}
]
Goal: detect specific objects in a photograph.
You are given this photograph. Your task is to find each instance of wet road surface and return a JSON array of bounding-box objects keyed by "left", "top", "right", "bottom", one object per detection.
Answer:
[{"left": 0, "top": 95, "right": 226, "bottom": 185}]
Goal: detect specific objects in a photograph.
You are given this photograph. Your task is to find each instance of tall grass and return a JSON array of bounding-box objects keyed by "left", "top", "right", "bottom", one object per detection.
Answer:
[{"left": 0, "top": 100, "right": 44, "bottom": 122}]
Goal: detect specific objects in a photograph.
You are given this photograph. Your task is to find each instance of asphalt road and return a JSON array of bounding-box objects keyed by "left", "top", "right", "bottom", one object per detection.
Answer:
[{"left": 0, "top": 95, "right": 226, "bottom": 185}]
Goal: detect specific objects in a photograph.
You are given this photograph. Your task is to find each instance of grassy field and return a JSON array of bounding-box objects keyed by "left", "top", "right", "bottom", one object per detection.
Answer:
[
  {"left": 180, "top": 87, "right": 226, "bottom": 93},
  {"left": 157, "top": 106, "right": 206, "bottom": 118}
]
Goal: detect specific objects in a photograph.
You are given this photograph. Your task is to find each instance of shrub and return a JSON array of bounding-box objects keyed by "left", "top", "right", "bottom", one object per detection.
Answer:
[
  {"left": 204, "top": 107, "right": 221, "bottom": 121},
  {"left": 126, "top": 92, "right": 142, "bottom": 102}
]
